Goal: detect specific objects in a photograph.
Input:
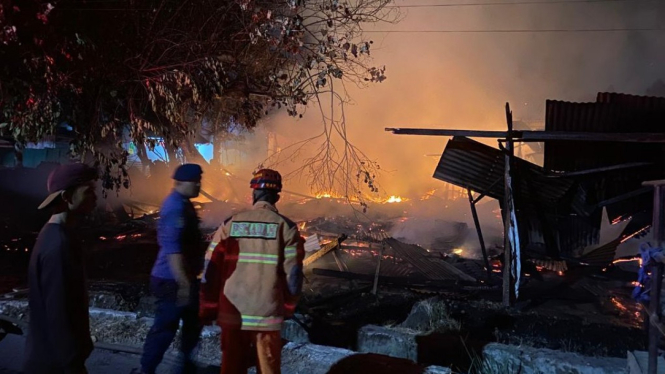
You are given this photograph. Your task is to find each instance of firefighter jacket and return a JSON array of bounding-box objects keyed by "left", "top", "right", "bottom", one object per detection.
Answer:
[{"left": 200, "top": 201, "right": 305, "bottom": 331}]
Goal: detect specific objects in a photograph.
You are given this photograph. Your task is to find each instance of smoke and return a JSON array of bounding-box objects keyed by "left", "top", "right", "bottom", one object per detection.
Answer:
[
  {"left": 111, "top": 1, "right": 665, "bottom": 247},
  {"left": 254, "top": 0, "right": 664, "bottom": 197}
]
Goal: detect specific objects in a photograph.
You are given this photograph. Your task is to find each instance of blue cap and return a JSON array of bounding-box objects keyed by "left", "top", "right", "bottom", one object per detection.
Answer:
[{"left": 173, "top": 164, "right": 203, "bottom": 182}]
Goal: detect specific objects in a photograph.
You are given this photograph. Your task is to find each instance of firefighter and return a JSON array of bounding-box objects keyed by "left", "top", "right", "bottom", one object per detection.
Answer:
[
  {"left": 200, "top": 169, "right": 305, "bottom": 374},
  {"left": 134, "top": 163, "right": 204, "bottom": 374}
]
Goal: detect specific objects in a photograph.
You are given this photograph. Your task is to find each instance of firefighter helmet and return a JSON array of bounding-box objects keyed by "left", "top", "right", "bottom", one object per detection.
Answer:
[{"left": 250, "top": 169, "right": 282, "bottom": 192}]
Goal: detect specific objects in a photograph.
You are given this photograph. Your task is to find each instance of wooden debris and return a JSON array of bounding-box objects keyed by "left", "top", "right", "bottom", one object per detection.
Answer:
[{"left": 303, "top": 234, "right": 348, "bottom": 267}]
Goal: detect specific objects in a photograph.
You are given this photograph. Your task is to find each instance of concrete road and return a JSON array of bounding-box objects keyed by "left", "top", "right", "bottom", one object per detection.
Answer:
[{"left": 0, "top": 334, "right": 218, "bottom": 374}]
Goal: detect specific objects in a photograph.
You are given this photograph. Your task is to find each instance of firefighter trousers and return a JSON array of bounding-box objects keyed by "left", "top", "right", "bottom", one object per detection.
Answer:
[{"left": 220, "top": 329, "right": 281, "bottom": 374}]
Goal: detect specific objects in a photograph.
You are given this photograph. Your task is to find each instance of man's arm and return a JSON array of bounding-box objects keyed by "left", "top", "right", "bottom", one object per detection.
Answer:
[
  {"left": 41, "top": 242, "right": 88, "bottom": 372},
  {"left": 282, "top": 223, "right": 305, "bottom": 317},
  {"left": 158, "top": 205, "right": 191, "bottom": 300},
  {"left": 167, "top": 254, "right": 190, "bottom": 287},
  {"left": 199, "top": 222, "right": 231, "bottom": 324}
]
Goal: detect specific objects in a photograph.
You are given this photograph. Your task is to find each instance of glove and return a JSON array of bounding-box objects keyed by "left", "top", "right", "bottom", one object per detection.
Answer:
[{"left": 284, "top": 302, "right": 297, "bottom": 319}]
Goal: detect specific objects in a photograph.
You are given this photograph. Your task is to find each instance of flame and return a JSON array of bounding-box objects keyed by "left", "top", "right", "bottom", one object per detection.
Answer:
[
  {"left": 385, "top": 195, "right": 404, "bottom": 203},
  {"left": 298, "top": 221, "right": 307, "bottom": 231},
  {"left": 316, "top": 193, "right": 333, "bottom": 199},
  {"left": 558, "top": 271, "right": 564, "bottom": 276},
  {"left": 631, "top": 281, "right": 640, "bottom": 287},
  {"left": 453, "top": 248, "right": 464, "bottom": 255}
]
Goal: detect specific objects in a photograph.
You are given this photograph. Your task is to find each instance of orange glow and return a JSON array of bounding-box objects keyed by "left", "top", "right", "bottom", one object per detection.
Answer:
[
  {"left": 558, "top": 271, "right": 564, "bottom": 276},
  {"left": 453, "top": 248, "right": 464, "bottom": 255},
  {"left": 298, "top": 221, "right": 307, "bottom": 231},
  {"left": 631, "top": 281, "right": 640, "bottom": 287}
]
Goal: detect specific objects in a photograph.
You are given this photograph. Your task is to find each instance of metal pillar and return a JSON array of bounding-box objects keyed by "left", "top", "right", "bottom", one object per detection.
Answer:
[
  {"left": 644, "top": 180, "right": 665, "bottom": 374},
  {"left": 468, "top": 188, "right": 493, "bottom": 281},
  {"left": 503, "top": 103, "right": 516, "bottom": 307}
]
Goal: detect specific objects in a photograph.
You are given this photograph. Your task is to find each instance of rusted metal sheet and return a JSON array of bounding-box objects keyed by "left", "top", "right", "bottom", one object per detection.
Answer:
[{"left": 433, "top": 136, "right": 574, "bottom": 207}]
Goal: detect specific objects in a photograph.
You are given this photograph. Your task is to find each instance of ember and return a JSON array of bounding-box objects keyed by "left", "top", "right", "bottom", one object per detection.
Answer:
[
  {"left": 620, "top": 225, "right": 651, "bottom": 243},
  {"left": 611, "top": 296, "right": 629, "bottom": 313},
  {"left": 420, "top": 189, "right": 437, "bottom": 200},
  {"left": 612, "top": 257, "right": 642, "bottom": 266}
]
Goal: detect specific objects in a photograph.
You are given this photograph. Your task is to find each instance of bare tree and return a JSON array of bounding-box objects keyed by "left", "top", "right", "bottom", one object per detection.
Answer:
[{"left": 0, "top": 0, "right": 401, "bottom": 196}]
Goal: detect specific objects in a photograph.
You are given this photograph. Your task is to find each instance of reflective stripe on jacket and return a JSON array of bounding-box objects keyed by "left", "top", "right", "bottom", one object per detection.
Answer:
[{"left": 200, "top": 201, "right": 305, "bottom": 331}]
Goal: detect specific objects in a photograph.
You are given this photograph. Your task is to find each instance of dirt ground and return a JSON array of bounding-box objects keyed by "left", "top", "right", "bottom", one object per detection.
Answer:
[{"left": 0, "top": 216, "right": 646, "bottom": 373}]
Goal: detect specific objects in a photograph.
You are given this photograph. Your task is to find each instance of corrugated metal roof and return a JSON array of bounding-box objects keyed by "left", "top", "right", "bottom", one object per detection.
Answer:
[
  {"left": 384, "top": 238, "right": 477, "bottom": 282},
  {"left": 544, "top": 94, "right": 665, "bottom": 172},
  {"left": 433, "top": 136, "right": 574, "bottom": 207}
]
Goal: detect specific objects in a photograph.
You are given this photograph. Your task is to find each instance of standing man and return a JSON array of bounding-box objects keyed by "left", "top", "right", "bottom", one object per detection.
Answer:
[
  {"left": 200, "top": 169, "right": 305, "bottom": 374},
  {"left": 24, "top": 163, "right": 98, "bottom": 374},
  {"left": 135, "top": 164, "right": 204, "bottom": 374}
]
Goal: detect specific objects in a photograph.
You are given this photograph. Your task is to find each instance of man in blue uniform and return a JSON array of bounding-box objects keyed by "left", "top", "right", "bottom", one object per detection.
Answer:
[{"left": 135, "top": 164, "right": 205, "bottom": 374}]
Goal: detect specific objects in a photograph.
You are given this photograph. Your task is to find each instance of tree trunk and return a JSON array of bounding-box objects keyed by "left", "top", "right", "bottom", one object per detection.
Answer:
[
  {"left": 134, "top": 140, "right": 151, "bottom": 175},
  {"left": 13, "top": 141, "right": 23, "bottom": 168}
]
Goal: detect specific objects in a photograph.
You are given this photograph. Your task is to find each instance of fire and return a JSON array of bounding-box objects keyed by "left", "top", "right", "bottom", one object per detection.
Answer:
[
  {"left": 631, "top": 281, "right": 640, "bottom": 287},
  {"left": 558, "top": 271, "right": 564, "bottom": 276},
  {"left": 298, "top": 221, "right": 307, "bottom": 231},
  {"left": 420, "top": 189, "right": 437, "bottom": 200},
  {"left": 452, "top": 248, "right": 463, "bottom": 255},
  {"left": 385, "top": 195, "right": 404, "bottom": 203},
  {"left": 316, "top": 193, "right": 333, "bottom": 199}
]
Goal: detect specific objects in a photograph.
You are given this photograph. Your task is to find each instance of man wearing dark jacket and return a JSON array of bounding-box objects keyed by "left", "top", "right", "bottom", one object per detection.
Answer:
[
  {"left": 135, "top": 164, "right": 204, "bottom": 374},
  {"left": 23, "top": 163, "right": 98, "bottom": 374}
]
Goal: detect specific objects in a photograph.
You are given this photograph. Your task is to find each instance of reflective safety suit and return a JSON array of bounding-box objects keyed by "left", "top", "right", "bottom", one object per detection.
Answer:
[{"left": 200, "top": 201, "right": 305, "bottom": 374}]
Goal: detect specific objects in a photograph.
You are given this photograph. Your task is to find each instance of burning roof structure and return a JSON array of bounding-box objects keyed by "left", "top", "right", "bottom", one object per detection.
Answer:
[{"left": 432, "top": 92, "right": 665, "bottom": 266}]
